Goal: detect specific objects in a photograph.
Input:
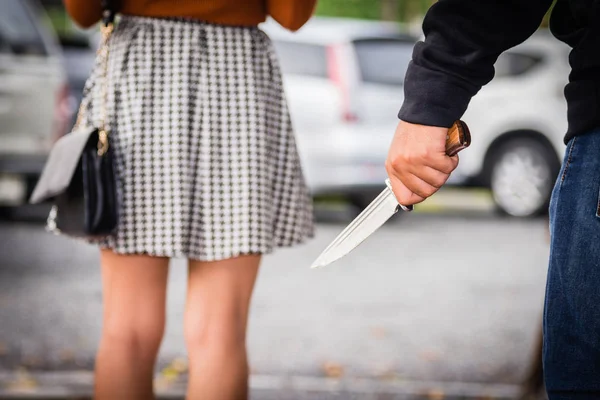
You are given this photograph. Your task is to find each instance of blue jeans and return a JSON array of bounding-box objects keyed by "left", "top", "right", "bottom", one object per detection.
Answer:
[{"left": 544, "top": 129, "right": 600, "bottom": 399}]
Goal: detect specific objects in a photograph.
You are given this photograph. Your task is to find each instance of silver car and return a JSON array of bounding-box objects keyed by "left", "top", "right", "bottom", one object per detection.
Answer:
[
  {"left": 0, "top": 0, "right": 71, "bottom": 207},
  {"left": 262, "top": 17, "right": 417, "bottom": 210},
  {"left": 265, "top": 18, "right": 570, "bottom": 217}
]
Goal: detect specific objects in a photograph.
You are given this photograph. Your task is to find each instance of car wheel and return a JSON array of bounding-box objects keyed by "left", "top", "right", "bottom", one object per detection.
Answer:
[{"left": 489, "top": 138, "right": 559, "bottom": 218}]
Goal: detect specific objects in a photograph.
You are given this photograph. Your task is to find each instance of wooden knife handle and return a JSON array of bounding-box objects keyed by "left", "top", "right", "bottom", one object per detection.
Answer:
[{"left": 446, "top": 120, "right": 471, "bottom": 156}]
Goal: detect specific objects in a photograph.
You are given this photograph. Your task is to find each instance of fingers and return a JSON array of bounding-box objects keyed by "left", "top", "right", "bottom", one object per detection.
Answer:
[
  {"left": 385, "top": 120, "right": 462, "bottom": 206},
  {"left": 388, "top": 169, "right": 440, "bottom": 200},
  {"left": 388, "top": 176, "right": 425, "bottom": 206},
  {"left": 407, "top": 164, "right": 455, "bottom": 189},
  {"left": 399, "top": 146, "right": 459, "bottom": 174}
]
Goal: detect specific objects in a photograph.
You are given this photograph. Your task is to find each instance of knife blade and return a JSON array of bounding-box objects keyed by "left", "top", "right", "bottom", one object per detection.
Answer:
[{"left": 310, "top": 120, "right": 471, "bottom": 269}]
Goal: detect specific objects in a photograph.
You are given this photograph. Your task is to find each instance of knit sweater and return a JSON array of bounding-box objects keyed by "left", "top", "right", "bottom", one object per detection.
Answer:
[{"left": 63, "top": 0, "right": 317, "bottom": 31}]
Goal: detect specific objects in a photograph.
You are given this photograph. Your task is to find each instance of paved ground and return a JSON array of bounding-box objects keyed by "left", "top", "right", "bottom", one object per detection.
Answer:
[{"left": 0, "top": 193, "right": 550, "bottom": 398}]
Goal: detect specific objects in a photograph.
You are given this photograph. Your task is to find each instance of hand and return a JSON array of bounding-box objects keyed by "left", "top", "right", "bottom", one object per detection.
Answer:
[{"left": 385, "top": 120, "right": 459, "bottom": 206}]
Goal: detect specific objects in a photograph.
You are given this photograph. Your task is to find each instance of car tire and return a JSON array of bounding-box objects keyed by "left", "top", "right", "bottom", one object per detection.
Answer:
[{"left": 488, "top": 138, "right": 559, "bottom": 218}]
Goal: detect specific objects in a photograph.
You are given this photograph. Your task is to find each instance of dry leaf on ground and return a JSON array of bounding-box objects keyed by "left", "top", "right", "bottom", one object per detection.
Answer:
[
  {"left": 322, "top": 362, "right": 344, "bottom": 378},
  {"left": 426, "top": 389, "right": 445, "bottom": 399},
  {"left": 6, "top": 368, "right": 38, "bottom": 392}
]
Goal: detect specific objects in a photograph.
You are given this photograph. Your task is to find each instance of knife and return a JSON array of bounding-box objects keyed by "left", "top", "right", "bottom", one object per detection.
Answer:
[{"left": 310, "top": 120, "right": 471, "bottom": 269}]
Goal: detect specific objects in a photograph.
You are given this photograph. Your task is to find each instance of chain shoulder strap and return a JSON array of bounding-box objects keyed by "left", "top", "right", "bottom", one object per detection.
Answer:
[{"left": 72, "top": 18, "right": 115, "bottom": 157}]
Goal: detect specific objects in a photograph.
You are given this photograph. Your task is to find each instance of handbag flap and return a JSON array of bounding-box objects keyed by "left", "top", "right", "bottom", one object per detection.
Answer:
[{"left": 29, "top": 127, "right": 98, "bottom": 204}]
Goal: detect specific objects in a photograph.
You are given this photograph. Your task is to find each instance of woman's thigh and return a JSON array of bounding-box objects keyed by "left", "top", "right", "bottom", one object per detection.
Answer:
[
  {"left": 100, "top": 250, "right": 170, "bottom": 341},
  {"left": 184, "top": 255, "right": 261, "bottom": 344}
]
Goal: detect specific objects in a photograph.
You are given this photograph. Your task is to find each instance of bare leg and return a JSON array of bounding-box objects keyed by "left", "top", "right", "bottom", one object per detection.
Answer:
[
  {"left": 184, "top": 255, "right": 261, "bottom": 400},
  {"left": 94, "top": 250, "right": 169, "bottom": 400}
]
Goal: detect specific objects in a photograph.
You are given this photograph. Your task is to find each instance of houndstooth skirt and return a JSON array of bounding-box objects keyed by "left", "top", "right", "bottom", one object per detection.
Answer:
[{"left": 71, "top": 16, "right": 315, "bottom": 261}]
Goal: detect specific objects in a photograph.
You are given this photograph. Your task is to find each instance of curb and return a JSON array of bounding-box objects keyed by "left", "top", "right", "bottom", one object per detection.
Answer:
[{"left": 0, "top": 370, "right": 523, "bottom": 399}]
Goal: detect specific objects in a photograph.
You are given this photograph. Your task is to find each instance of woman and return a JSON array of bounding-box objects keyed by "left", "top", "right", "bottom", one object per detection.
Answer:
[{"left": 61, "top": 1, "right": 317, "bottom": 399}]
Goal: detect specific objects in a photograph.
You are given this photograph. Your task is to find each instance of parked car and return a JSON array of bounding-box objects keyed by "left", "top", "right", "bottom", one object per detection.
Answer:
[
  {"left": 56, "top": 29, "right": 97, "bottom": 126},
  {"left": 50, "top": 17, "right": 99, "bottom": 125},
  {"left": 0, "top": 0, "right": 72, "bottom": 207},
  {"left": 261, "top": 16, "right": 417, "bottom": 210},
  {"left": 458, "top": 31, "right": 569, "bottom": 217},
  {"left": 264, "top": 17, "right": 569, "bottom": 217}
]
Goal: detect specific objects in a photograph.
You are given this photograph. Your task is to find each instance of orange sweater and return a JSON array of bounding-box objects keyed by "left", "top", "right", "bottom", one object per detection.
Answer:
[{"left": 63, "top": 0, "right": 317, "bottom": 31}]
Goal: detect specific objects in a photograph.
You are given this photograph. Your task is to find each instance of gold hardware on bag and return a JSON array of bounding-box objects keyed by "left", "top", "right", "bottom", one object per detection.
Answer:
[{"left": 97, "top": 130, "right": 109, "bottom": 156}]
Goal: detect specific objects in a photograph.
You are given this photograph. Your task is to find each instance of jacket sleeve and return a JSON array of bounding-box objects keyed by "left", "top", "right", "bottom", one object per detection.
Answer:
[
  {"left": 63, "top": 0, "right": 103, "bottom": 29},
  {"left": 268, "top": 0, "right": 318, "bottom": 31},
  {"left": 398, "top": 0, "right": 553, "bottom": 128}
]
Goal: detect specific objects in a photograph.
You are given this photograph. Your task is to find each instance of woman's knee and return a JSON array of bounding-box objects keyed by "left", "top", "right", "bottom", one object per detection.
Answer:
[
  {"left": 102, "top": 313, "right": 165, "bottom": 355},
  {"left": 99, "top": 252, "right": 169, "bottom": 353},
  {"left": 184, "top": 310, "right": 246, "bottom": 354}
]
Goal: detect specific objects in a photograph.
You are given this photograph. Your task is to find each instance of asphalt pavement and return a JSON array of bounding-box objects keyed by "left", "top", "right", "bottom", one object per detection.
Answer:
[{"left": 0, "top": 195, "right": 550, "bottom": 399}]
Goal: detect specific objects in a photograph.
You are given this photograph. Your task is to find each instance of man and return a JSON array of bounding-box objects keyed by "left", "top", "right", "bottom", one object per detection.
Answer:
[{"left": 386, "top": 0, "right": 600, "bottom": 398}]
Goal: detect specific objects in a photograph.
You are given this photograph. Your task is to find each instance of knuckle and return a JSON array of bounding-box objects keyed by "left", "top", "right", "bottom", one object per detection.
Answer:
[
  {"left": 440, "top": 160, "right": 455, "bottom": 174},
  {"left": 385, "top": 161, "right": 392, "bottom": 174},
  {"left": 434, "top": 175, "right": 447, "bottom": 188},
  {"left": 406, "top": 153, "right": 419, "bottom": 165},
  {"left": 423, "top": 148, "right": 434, "bottom": 160},
  {"left": 388, "top": 152, "right": 411, "bottom": 172},
  {"left": 385, "top": 159, "right": 395, "bottom": 174},
  {"left": 424, "top": 187, "right": 437, "bottom": 197}
]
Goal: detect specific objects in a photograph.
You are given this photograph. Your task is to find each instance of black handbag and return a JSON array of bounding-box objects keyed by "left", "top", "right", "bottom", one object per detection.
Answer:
[{"left": 29, "top": 2, "right": 119, "bottom": 238}]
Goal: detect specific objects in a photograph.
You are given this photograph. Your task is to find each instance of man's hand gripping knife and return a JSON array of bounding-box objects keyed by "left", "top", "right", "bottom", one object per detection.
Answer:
[{"left": 386, "top": 120, "right": 471, "bottom": 207}]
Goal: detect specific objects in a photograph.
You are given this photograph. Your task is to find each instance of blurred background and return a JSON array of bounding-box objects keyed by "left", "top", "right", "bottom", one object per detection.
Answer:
[{"left": 0, "top": 0, "right": 562, "bottom": 399}]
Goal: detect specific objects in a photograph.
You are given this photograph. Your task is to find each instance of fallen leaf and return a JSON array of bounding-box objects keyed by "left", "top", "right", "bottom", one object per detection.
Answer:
[
  {"left": 160, "top": 367, "right": 179, "bottom": 382},
  {"left": 426, "top": 389, "right": 445, "bottom": 399},
  {"left": 6, "top": 369, "right": 38, "bottom": 392},
  {"left": 170, "top": 357, "right": 188, "bottom": 373},
  {"left": 159, "top": 357, "right": 188, "bottom": 383},
  {"left": 322, "top": 362, "right": 344, "bottom": 378}
]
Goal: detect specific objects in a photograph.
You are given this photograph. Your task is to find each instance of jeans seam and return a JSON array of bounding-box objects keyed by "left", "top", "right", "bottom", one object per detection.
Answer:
[
  {"left": 560, "top": 136, "right": 577, "bottom": 184},
  {"left": 596, "top": 185, "right": 600, "bottom": 218}
]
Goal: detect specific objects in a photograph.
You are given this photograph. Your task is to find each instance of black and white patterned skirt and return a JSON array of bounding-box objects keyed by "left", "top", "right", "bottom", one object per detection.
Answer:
[{"left": 72, "top": 16, "right": 315, "bottom": 261}]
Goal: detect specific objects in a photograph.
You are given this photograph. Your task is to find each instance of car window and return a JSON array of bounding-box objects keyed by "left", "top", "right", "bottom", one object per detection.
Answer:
[
  {"left": 494, "top": 52, "right": 542, "bottom": 78},
  {"left": 271, "top": 41, "right": 328, "bottom": 77},
  {"left": 353, "top": 38, "right": 414, "bottom": 86},
  {"left": 0, "top": 0, "right": 48, "bottom": 56}
]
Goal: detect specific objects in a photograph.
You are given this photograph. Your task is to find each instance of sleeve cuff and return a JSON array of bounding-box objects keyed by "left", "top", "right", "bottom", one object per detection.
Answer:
[{"left": 397, "top": 60, "right": 475, "bottom": 128}]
